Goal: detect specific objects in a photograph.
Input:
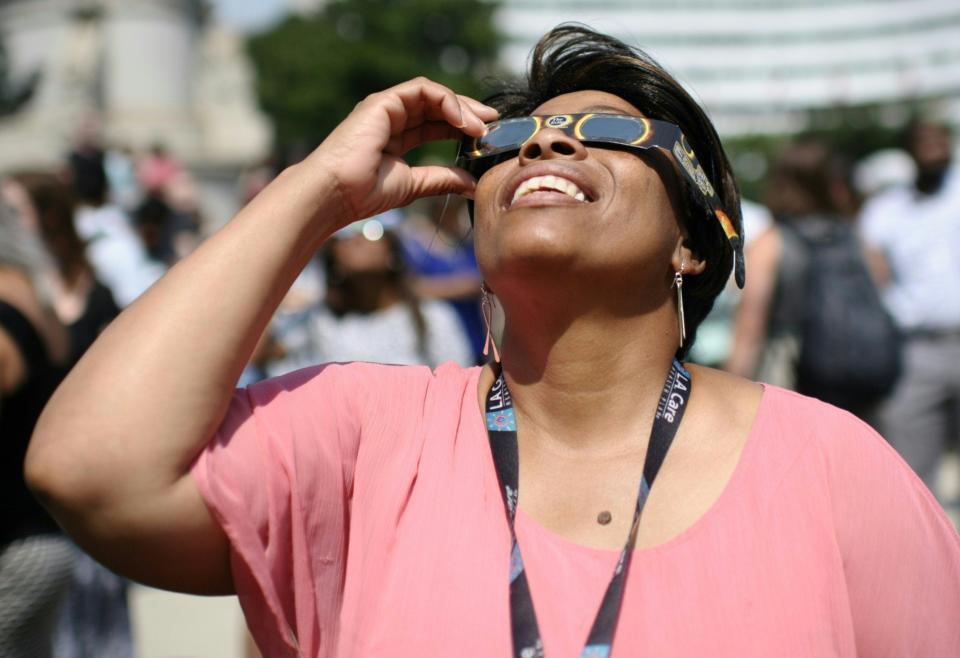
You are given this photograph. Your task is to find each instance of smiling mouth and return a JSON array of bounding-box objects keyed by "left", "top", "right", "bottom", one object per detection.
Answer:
[{"left": 510, "top": 175, "right": 590, "bottom": 206}]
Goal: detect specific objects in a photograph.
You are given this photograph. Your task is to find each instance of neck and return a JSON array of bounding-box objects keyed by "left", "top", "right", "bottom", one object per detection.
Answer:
[{"left": 495, "top": 292, "right": 681, "bottom": 455}]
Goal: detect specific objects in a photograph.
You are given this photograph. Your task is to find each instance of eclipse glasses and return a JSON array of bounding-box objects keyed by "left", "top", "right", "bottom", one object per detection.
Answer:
[{"left": 457, "top": 113, "right": 744, "bottom": 287}]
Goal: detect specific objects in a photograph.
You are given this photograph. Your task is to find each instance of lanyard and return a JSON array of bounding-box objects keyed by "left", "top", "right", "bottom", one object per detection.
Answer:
[{"left": 484, "top": 359, "right": 692, "bottom": 658}]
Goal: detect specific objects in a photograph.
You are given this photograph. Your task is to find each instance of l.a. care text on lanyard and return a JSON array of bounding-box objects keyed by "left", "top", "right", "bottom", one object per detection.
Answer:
[{"left": 485, "top": 360, "right": 692, "bottom": 658}]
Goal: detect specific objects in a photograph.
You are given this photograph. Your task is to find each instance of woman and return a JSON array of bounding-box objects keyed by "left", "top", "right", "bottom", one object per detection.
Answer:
[
  {"left": 725, "top": 142, "right": 900, "bottom": 420},
  {"left": 2, "top": 172, "right": 131, "bottom": 658},
  {"left": 0, "top": 201, "right": 73, "bottom": 658},
  {"left": 2, "top": 172, "right": 121, "bottom": 366},
  {"left": 400, "top": 195, "right": 486, "bottom": 362},
  {"left": 26, "top": 26, "right": 959, "bottom": 657},
  {"left": 267, "top": 219, "right": 473, "bottom": 373}
]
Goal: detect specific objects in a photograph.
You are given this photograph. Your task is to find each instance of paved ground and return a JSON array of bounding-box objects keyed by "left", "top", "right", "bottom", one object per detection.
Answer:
[
  {"left": 131, "top": 454, "right": 960, "bottom": 658},
  {"left": 130, "top": 587, "right": 246, "bottom": 658}
]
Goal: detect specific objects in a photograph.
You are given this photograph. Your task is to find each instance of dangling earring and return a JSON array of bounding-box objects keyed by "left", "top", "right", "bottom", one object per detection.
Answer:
[
  {"left": 480, "top": 282, "right": 501, "bottom": 363},
  {"left": 673, "top": 261, "right": 686, "bottom": 347}
]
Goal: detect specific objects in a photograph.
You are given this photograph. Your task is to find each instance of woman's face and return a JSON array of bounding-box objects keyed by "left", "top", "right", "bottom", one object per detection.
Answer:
[
  {"left": 329, "top": 233, "right": 394, "bottom": 276},
  {"left": 472, "top": 90, "right": 682, "bottom": 296}
]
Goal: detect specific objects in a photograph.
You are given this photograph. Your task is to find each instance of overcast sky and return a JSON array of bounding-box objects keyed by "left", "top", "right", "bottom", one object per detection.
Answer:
[{"left": 207, "top": 0, "right": 288, "bottom": 32}]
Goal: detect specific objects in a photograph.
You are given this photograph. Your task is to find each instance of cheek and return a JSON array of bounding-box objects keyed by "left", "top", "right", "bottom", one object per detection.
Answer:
[
  {"left": 604, "top": 163, "right": 683, "bottom": 263},
  {"left": 471, "top": 205, "right": 497, "bottom": 278},
  {"left": 609, "top": 158, "right": 676, "bottom": 218},
  {"left": 474, "top": 161, "right": 509, "bottom": 211},
  {"left": 471, "top": 166, "right": 511, "bottom": 267}
]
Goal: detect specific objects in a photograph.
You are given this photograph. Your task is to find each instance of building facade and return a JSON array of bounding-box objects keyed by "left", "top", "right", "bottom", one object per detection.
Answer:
[{"left": 495, "top": 0, "right": 960, "bottom": 135}]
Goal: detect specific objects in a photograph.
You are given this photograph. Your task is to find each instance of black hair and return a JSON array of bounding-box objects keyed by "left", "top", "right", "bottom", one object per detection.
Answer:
[
  {"left": 473, "top": 24, "right": 742, "bottom": 358},
  {"left": 322, "top": 229, "right": 430, "bottom": 363},
  {"left": 765, "top": 140, "right": 849, "bottom": 220},
  {"left": 900, "top": 115, "right": 951, "bottom": 152},
  {"left": 67, "top": 148, "right": 108, "bottom": 206}
]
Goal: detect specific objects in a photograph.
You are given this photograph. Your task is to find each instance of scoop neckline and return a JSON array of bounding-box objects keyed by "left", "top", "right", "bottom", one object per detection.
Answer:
[{"left": 468, "top": 365, "right": 769, "bottom": 557}]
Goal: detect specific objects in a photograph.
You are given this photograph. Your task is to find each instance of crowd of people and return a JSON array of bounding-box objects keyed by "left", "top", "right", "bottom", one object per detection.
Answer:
[
  {"left": 2, "top": 27, "right": 959, "bottom": 654},
  {"left": 0, "top": 127, "right": 491, "bottom": 658},
  {"left": 726, "top": 119, "right": 960, "bottom": 501},
  {"left": 0, "top": 131, "right": 204, "bottom": 657}
]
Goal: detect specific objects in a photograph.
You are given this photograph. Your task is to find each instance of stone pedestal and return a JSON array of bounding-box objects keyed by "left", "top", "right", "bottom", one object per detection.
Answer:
[{"left": 0, "top": 0, "right": 272, "bottom": 223}]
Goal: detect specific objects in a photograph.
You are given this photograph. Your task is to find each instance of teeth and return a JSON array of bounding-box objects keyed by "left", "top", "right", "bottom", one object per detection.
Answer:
[{"left": 511, "top": 175, "right": 588, "bottom": 204}]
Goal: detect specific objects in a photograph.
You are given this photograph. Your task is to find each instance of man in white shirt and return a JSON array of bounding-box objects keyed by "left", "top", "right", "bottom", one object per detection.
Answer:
[
  {"left": 69, "top": 147, "right": 164, "bottom": 307},
  {"left": 860, "top": 119, "right": 960, "bottom": 492}
]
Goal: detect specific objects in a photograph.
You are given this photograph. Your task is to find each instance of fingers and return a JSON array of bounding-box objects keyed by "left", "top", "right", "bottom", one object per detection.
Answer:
[
  {"left": 408, "top": 165, "right": 479, "bottom": 200},
  {"left": 377, "top": 160, "right": 477, "bottom": 204},
  {"left": 458, "top": 94, "right": 500, "bottom": 126},
  {"left": 385, "top": 121, "right": 467, "bottom": 156},
  {"left": 374, "top": 78, "right": 497, "bottom": 142}
]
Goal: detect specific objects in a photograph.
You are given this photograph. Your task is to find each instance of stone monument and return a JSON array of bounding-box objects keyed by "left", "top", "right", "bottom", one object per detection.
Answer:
[{"left": 0, "top": 0, "right": 272, "bottom": 224}]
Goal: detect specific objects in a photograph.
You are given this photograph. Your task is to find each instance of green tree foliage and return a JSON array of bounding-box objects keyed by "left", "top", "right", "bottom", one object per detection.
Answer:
[
  {"left": 725, "top": 101, "right": 922, "bottom": 205},
  {"left": 247, "top": 0, "right": 503, "bottom": 154}
]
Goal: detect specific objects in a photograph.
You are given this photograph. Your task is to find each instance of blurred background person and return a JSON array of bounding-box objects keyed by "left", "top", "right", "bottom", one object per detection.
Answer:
[
  {"left": 136, "top": 143, "right": 181, "bottom": 199},
  {"left": 726, "top": 140, "right": 900, "bottom": 420},
  {"left": 66, "top": 140, "right": 164, "bottom": 308},
  {"left": 1, "top": 172, "right": 130, "bottom": 658},
  {"left": 400, "top": 195, "right": 485, "bottom": 363},
  {"left": 0, "top": 200, "right": 72, "bottom": 658},
  {"left": 859, "top": 118, "right": 960, "bottom": 493},
  {"left": 103, "top": 144, "right": 139, "bottom": 213},
  {"left": 2, "top": 172, "right": 120, "bottom": 365},
  {"left": 687, "top": 197, "right": 772, "bottom": 368},
  {"left": 266, "top": 215, "right": 473, "bottom": 377}
]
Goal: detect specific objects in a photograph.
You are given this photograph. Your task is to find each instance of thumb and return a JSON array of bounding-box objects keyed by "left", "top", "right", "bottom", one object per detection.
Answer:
[{"left": 407, "top": 165, "right": 477, "bottom": 200}]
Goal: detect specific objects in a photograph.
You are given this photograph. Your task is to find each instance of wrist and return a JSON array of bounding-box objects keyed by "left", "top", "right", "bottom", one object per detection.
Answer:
[{"left": 268, "top": 159, "right": 353, "bottom": 249}]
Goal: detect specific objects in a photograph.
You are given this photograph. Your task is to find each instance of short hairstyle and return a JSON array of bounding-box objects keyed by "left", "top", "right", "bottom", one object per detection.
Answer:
[
  {"left": 477, "top": 24, "right": 742, "bottom": 358},
  {"left": 901, "top": 115, "right": 951, "bottom": 153},
  {"left": 765, "top": 140, "right": 847, "bottom": 219}
]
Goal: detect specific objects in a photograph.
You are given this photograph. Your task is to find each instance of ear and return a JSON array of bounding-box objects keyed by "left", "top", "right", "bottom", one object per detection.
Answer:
[{"left": 670, "top": 238, "right": 706, "bottom": 276}]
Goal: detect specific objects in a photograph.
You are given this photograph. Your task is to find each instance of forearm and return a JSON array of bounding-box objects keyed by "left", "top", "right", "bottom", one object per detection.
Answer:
[
  {"left": 27, "top": 161, "right": 344, "bottom": 514},
  {"left": 725, "top": 298, "right": 767, "bottom": 377},
  {"left": 25, "top": 79, "right": 494, "bottom": 590},
  {"left": 724, "top": 227, "right": 779, "bottom": 378}
]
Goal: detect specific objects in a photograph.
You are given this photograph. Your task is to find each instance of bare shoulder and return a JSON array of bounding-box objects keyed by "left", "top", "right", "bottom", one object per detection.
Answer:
[
  {"left": 681, "top": 363, "right": 764, "bottom": 464},
  {"left": 636, "top": 365, "right": 764, "bottom": 548},
  {"left": 687, "top": 363, "right": 764, "bottom": 426},
  {"left": 0, "top": 268, "right": 68, "bottom": 369},
  {"left": 0, "top": 270, "right": 42, "bottom": 391},
  {"left": 0, "top": 267, "right": 40, "bottom": 317}
]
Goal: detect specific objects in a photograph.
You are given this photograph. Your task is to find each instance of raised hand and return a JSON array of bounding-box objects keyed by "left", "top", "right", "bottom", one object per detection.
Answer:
[{"left": 305, "top": 77, "right": 498, "bottom": 224}]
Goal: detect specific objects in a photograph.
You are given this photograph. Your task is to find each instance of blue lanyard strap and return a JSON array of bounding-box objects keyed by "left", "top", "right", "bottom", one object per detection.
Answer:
[{"left": 485, "top": 359, "right": 693, "bottom": 658}]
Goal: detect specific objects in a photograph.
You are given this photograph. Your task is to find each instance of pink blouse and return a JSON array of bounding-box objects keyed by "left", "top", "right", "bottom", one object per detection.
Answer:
[{"left": 190, "top": 362, "right": 960, "bottom": 657}]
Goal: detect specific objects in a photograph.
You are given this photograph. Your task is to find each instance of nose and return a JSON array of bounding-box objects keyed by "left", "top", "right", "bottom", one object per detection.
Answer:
[{"left": 518, "top": 128, "right": 587, "bottom": 165}]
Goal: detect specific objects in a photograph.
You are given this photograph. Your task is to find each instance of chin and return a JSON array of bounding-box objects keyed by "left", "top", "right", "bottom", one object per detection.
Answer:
[{"left": 486, "top": 221, "right": 584, "bottom": 274}]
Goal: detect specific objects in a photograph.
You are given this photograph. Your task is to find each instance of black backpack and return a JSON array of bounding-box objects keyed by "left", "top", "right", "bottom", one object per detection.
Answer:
[{"left": 783, "top": 220, "right": 902, "bottom": 411}]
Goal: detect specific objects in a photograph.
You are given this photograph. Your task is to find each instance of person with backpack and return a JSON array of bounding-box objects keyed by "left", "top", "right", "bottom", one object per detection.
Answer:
[
  {"left": 726, "top": 140, "right": 901, "bottom": 421},
  {"left": 860, "top": 118, "right": 960, "bottom": 493}
]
